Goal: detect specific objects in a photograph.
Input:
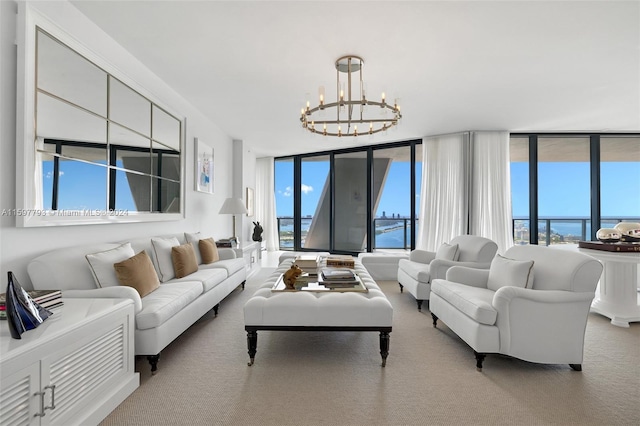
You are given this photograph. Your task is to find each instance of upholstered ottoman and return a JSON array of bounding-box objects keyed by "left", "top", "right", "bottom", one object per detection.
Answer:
[
  {"left": 243, "top": 260, "right": 393, "bottom": 366},
  {"left": 358, "top": 252, "right": 409, "bottom": 281}
]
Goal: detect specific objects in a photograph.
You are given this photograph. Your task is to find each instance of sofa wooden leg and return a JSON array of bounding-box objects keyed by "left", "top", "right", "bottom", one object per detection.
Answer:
[
  {"left": 569, "top": 364, "right": 582, "bottom": 371},
  {"left": 431, "top": 313, "right": 438, "bottom": 327},
  {"left": 474, "top": 351, "right": 486, "bottom": 371},
  {"left": 213, "top": 304, "right": 219, "bottom": 317},
  {"left": 246, "top": 330, "right": 257, "bottom": 366},
  {"left": 147, "top": 354, "right": 160, "bottom": 375},
  {"left": 241, "top": 281, "right": 246, "bottom": 290},
  {"left": 379, "top": 331, "right": 390, "bottom": 367},
  {"left": 398, "top": 283, "right": 404, "bottom": 293},
  {"left": 416, "top": 299, "right": 423, "bottom": 311}
]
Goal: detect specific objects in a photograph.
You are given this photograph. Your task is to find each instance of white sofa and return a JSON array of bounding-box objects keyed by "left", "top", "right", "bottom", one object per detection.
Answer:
[
  {"left": 430, "top": 245, "right": 603, "bottom": 371},
  {"left": 27, "top": 232, "right": 247, "bottom": 374}
]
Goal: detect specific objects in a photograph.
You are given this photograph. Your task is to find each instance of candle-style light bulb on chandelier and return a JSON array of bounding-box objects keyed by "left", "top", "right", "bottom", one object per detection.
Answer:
[{"left": 300, "top": 55, "right": 402, "bottom": 137}]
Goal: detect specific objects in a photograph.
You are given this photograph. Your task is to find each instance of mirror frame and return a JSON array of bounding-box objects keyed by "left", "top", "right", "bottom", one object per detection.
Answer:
[{"left": 16, "top": 3, "right": 186, "bottom": 226}]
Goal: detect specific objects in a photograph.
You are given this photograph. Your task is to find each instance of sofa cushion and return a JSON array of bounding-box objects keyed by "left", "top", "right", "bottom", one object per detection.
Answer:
[
  {"left": 151, "top": 236, "right": 181, "bottom": 282},
  {"left": 199, "top": 257, "right": 245, "bottom": 276},
  {"left": 431, "top": 280, "right": 497, "bottom": 325},
  {"left": 85, "top": 242, "right": 136, "bottom": 288},
  {"left": 184, "top": 232, "right": 204, "bottom": 264},
  {"left": 487, "top": 254, "right": 534, "bottom": 292},
  {"left": 199, "top": 238, "right": 220, "bottom": 264},
  {"left": 171, "top": 243, "right": 199, "bottom": 278},
  {"left": 397, "top": 258, "right": 432, "bottom": 283},
  {"left": 168, "top": 268, "right": 228, "bottom": 292},
  {"left": 436, "top": 242, "right": 459, "bottom": 261},
  {"left": 114, "top": 250, "right": 160, "bottom": 297},
  {"left": 136, "top": 281, "right": 202, "bottom": 330}
]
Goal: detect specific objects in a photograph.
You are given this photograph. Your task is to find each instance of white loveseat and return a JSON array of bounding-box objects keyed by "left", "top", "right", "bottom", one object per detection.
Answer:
[
  {"left": 430, "top": 245, "right": 603, "bottom": 371},
  {"left": 27, "top": 232, "right": 247, "bottom": 373}
]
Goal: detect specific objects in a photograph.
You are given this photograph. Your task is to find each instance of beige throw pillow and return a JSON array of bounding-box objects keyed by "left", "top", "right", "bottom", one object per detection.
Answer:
[
  {"left": 114, "top": 251, "right": 160, "bottom": 297},
  {"left": 487, "top": 254, "right": 535, "bottom": 291},
  {"left": 171, "top": 243, "right": 199, "bottom": 278},
  {"left": 199, "top": 238, "right": 220, "bottom": 264}
]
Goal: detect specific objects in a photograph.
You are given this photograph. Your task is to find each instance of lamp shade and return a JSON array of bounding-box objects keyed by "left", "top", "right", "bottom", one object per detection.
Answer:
[{"left": 219, "top": 197, "right": 248, "bottom": 215}]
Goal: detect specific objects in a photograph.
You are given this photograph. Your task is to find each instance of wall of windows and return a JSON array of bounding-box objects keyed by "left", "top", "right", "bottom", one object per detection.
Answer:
[
  {"left": 510, "top": 134, "right": 640, "bottom": 245},
  {"left": 275, "top": 140, "right": 422, "bottom": 253}
]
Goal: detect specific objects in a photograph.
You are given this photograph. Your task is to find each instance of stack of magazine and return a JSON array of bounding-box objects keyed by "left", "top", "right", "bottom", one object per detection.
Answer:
[
  {"left": 0, "top": 289, "right": 63, "bottom": 320},
  {"left": 319, "top": 267, "right": 358, "bottom": 287}
]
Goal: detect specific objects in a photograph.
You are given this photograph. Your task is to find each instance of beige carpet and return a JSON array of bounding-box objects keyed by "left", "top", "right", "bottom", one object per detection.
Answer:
[{"left": 101, "top": 268, "right": 640, "bottom": 426}]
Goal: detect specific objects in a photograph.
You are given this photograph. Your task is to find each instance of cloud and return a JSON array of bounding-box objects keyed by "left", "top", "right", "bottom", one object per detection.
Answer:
[
  {"left": 279, "top": 186, "right": 292, "bottom": 197},
  {"left": 278, "top": 184, "right": 312, "bottom": 196},
  {"left": 44, "top": 171, "right": 64, "bottom": 179}
]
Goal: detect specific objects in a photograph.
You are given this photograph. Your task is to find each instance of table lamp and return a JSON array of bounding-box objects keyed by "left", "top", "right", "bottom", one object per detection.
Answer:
[{"left": 219, "top": 197, "right": 248, "bottom": 240}]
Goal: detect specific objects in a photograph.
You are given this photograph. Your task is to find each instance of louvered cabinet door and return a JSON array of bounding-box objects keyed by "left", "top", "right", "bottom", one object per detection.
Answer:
[
  {"left": 1, "top": 299, "right": 137, "bottom": 425},
  {"left": 0, "top": 362, "right": 41, "bottom": 426},
  {"left": 40, "top": 312, "right": 130, "bottom": 425}
]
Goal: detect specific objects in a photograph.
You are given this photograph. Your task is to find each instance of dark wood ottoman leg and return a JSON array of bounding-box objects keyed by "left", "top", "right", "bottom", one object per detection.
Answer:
[
  {"left": 379, "top": 331, "right": 390, "bottom": 367},
  {"left": 247, "top": 329, "right": 258, "bottom": 366}
]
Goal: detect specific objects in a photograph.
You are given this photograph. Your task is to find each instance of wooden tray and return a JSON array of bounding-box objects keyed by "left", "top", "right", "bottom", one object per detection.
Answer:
[{"left": 578, "top": 241, "right": 640, "bottom": 252}]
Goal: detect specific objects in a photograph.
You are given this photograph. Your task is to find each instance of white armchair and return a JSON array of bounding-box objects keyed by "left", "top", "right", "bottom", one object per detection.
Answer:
[
  {"left": 397, "top": 235, "right": 498, "bottom": 311},
  {"left": 430, "top": 245, "right": 603, "bottom": 371}
]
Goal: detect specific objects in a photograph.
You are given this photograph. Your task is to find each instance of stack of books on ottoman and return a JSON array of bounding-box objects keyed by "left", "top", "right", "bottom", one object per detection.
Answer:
[
  {"left": 294, "top": 255, "right": 321, "bottom": 276},
  {"left": 319, "top": 267, "right": 358, "bottom": 288},
  {"left": 0, "top": 289, "right": 63, "bottom": 320},
  {"left": 325, "top": 255, "right": 355, "bottom": 269}
]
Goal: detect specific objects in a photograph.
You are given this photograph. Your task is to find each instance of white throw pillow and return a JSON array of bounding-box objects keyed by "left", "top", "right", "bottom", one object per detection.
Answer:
[
  {"left": 435, "top": 243, "right": 459, "bottom": 261},
  {"left": 151, "top": 236, "right": 181, "bottom": 282},
  {"left": 487, "top": 254, "right": 535, "bottom": 291},
  {"left": 85, "top": 243, "right": 135, "bottom": 288},
  {"left": 184, "top": 232, "right": 203, "bottom": 265}
]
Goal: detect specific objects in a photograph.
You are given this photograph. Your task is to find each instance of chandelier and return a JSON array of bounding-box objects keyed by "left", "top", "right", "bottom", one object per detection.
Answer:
[{"left": 300, "top": 55, "right": 402, "bottom": 137}]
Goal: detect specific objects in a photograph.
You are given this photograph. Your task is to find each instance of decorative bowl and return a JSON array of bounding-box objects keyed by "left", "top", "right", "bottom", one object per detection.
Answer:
[
  {"left": 596, "top": 228, "right": 622, "bottom": 243},
  {"left": 614, "top": 222, "right": 640, "bottom": 242}
]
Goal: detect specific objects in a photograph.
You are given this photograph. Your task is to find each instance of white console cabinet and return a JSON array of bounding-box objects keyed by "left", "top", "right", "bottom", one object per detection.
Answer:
[
  {"left": 234, "top": 241, "right": 261, "bottom": 277},
  {"left": 0, "top": 299, "right": 139, "bottom": 425}
]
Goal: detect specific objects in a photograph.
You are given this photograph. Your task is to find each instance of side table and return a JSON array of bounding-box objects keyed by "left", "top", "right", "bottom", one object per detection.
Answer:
[
  {"left": 234, "top": 241, "right": 261, "bottom": 277},
  {"left": 578, "top": 247, "right": 640, "bottom": 327}
]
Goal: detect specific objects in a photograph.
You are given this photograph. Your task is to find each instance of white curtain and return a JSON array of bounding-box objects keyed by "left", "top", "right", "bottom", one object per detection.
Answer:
[
  {"left": 417, "top": 132, "right": 470, "bottom": 251},
  {"left": 469, "top": 131, "right": 514, "bottom": 254},
  {"left": 255, "top": 157, "right": 279, "bottom": 251}
]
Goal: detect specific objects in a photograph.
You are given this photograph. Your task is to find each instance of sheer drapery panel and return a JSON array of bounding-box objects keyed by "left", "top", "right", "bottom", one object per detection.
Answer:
[{"left": 255, "top": 157, "right": 279, "bottom": 251}]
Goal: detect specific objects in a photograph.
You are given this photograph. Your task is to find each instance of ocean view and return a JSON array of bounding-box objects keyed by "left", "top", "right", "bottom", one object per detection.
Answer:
[
  {"left": 278, "top": 218, "right": 413, "bottom": 249},
  {"left": 279, "top": 217, "right": 640, "bottom": 249}
]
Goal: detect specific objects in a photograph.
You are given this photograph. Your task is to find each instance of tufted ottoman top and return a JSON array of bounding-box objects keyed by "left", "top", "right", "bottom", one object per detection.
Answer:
[{"left": 244, "top": 260, "right": 393, "bottom": 328}]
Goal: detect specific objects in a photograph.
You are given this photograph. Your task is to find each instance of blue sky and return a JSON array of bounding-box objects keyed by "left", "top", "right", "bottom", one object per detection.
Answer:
[
  {"left": 42, "top": 158, "right": 639, "bottom": 218},
  {"left": 511, "top": 162, "right": 640, "bottom": 217},
  {"left": 276, "top": 160, "right": 640, "bottom": 219},
  {"left": 275, "top": 160, "right": 421, "bottom": 218}
]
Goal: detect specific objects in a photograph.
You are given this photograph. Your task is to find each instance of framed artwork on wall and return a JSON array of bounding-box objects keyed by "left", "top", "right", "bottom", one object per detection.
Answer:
[
  {"left": 195, "top": 137, "right": 214, "bottom": 194},
  {"left": 246, "top": 187, "right": 254, "bottom": 217}
]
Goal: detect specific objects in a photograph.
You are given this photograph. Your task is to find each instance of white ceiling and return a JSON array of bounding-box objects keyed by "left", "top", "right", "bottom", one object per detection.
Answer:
[{"left": 69, "top": 0, "right": 640, "bottom": 158}]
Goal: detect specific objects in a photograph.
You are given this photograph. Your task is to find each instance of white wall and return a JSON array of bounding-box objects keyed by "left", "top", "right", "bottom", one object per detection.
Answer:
[{"left": 0, "top": 1, "right": 242, "bottom": 288}]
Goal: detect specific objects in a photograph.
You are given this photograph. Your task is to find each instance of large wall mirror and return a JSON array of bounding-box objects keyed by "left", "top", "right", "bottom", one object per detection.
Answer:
[{"left": 16, "top": 8, "right": 184, "bottom": 227}]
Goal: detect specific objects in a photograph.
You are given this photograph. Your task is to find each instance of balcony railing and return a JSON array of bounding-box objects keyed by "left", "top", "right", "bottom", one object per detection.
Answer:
[
  {"left": 276, "top": 216, "right": 416, "bottom": 250},
  {"left": 512, "top": 216, "right": 640, "bottom": 245},
  {"left": 279, "top": 216, "right": 640, "bottom": 250}
]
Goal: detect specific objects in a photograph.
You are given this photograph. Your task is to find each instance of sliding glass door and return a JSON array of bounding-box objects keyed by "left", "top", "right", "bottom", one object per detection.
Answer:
[
  {"left": 333, "top": 151, "right": 368, "bottom": 253},
  {"left": 275, "top": 140, "right": 422, "bottom": 253}
]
